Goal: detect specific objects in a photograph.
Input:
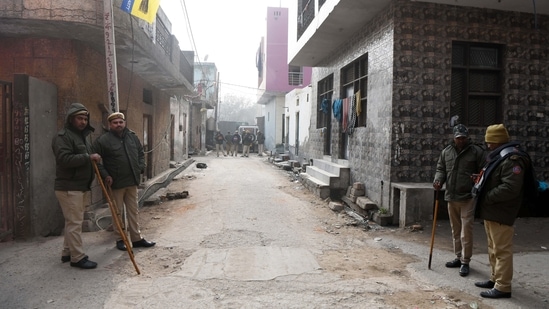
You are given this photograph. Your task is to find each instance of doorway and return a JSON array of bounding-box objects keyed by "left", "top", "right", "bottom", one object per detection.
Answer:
[
  {"left": 0, "top": 81, "right": 13, "bottom": 241},
  {"left": 143, "top": 115, "right": 153, "bottom": 181}
]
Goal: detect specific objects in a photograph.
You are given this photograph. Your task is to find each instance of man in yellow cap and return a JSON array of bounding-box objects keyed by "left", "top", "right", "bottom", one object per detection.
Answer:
[
  {"left": 472, "top": 124, "right": 530, "bottom": 299},
  {"left": 93, "top": 112, "right": 156, "bottom": 251}
]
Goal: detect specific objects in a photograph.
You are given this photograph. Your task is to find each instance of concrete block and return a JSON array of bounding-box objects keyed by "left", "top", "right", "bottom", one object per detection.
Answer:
[
  {"left": 348, "top": 194, "right": 358, "bottom": 203},
  {"left": 350, "top": 188, "right": 365, "bottom": 196},
  {"left": 328, "top": 201, "right": 344, "bottom": 212},
  {"left": 341, "top": 195, "right": 368, "bottom": 218},
  {"left": 356, "top": 196, "right": 377, "bottom": 210},
  {"left": 353, "top": 182, "right": 364, "bottom": 190}
]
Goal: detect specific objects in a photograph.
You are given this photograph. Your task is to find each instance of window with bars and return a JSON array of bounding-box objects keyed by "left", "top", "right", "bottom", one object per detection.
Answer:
[
  {"left": 143, "top": 88, "right": 153, "bottom": 105},
  {"left": 156, "top": 19, "right": 172, "bottom": 58},
  {"left": 317, "top": 74, "right": 333, "bottom": 129},
  {"left": 451, "top": 42, "right": 503, "bottom": 127},
  {"left": 340, "top": 54, "right": 368, "bottom": 127}
]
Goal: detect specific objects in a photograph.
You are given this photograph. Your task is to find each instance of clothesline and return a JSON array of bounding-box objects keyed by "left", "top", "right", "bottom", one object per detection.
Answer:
[{"left": 330, "top": 90, "right": 361, "bottom": 135}]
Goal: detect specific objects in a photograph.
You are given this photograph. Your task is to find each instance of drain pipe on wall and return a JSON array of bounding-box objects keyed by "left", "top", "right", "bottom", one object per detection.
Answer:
[{"left": 380, "top": 180, "right": 384, "bottom": 209}]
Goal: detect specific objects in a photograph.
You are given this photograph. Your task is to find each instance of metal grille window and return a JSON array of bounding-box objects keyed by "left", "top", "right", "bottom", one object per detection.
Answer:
[
  {"left": 297, "top": 0, "right": 315, "bottom": 40},
  {"left": 156, "top": 19, "right": 172, "bottom": 58},
  {"left": 340, "top": 54, "right": 368, "bottom": 127},
  {"left": 451, "top": 42, "right": 503, "bottom": 127},
  {"left": 317, "top": 75, "right": 333, "bottom": 129}
]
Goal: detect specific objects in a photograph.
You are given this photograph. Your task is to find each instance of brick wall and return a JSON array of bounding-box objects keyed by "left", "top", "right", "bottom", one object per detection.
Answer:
[{"left": 0, "top": 37, "right": 173, "bottom": 201}]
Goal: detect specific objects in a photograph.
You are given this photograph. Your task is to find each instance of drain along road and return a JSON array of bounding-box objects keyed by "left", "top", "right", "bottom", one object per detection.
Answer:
[{"left": 1, "top": 154, "right": 548, "bottom": 308}]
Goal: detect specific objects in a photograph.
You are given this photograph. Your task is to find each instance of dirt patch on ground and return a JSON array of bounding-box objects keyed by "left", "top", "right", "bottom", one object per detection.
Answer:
[
  {"left": 317, "top": 247, "right": 417, "bottom": 279},
  {"left": 135, "top": 167, "right": 547, "bottom": 308}
]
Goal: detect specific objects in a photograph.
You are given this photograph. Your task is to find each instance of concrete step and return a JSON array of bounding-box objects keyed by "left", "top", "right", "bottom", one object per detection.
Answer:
[
  {"left": 305, "top": 166, "right": 338, "bottom": 187},
  {"left": 300, "top": 173, "right": 330, "bottom": 199},
  {"left": 307, "top": 159, "right": 350, "bottom": 189}
]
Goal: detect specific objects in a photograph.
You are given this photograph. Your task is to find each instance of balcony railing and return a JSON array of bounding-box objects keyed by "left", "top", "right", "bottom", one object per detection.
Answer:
[
  {"left": 156, "top": 18, "right": 172, "bottom": 58},
  {"left": 180, "top": 51, "right": 194, "bottom": 85},
  {"left": 289, "top": 72, "right": 304, "bottom": 86}
]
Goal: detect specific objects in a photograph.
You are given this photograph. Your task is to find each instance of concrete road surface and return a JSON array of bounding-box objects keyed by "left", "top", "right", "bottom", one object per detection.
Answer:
[{"left": 1, "top": 153, "right": 548, "bottom": 309}]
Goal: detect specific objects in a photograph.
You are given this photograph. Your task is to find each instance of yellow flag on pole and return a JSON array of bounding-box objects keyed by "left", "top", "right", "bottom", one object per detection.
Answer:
[{"left": 120, "top": 0, "right": 161, "bottom": 24}]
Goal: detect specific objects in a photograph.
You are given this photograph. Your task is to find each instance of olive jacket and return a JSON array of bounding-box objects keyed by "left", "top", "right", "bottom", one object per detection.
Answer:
[
  {"left": 434, "top": 140, "right": 486, "bottom": 202},
  {"left": 51, "top": 103, "right": 96, "bottom": 191},
  {"left": 474, "top": 142, "right": 528, "bottom": 226}
]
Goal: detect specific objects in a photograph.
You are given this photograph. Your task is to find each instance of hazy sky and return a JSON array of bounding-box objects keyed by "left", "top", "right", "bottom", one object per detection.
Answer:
[{"left": 161, "top": 0, "right": 294, "bottom": 100}]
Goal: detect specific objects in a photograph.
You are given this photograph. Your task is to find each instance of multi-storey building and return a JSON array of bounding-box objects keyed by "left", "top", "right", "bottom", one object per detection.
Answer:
[
  {"left": 0, "top": 1, "right": 195, "bottom": 239},
  {"left": 290, "top": 0, "right": 549, "bottom": 224},
  {"left": 257, "top": 6, "right": 312, "bottom": 153}
]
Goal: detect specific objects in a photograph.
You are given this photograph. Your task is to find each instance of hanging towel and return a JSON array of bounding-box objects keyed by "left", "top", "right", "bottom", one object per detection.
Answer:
[
  {"left": 342, "top": 98, "right": 349, "bottom": 131},
  {"left": 332, "top": 99, "right": 343, "bottom": 122},
  {"left": 348, "top": 94, "right": 357, "bottom": 135},
  {"left": 319, "top": 98, "right": 330, "bottom": 114},
  {"left": 355, "top": 90, "right": 361, "bottom": 116}
]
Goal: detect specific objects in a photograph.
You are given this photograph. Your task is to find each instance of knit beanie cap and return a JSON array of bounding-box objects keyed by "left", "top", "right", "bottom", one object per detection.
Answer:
[{"left": 485, "top": 124, "right": 510, "bottom": 144}]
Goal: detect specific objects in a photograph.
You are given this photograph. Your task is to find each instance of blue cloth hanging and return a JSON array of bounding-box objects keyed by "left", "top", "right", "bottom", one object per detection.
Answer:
[
  {"left": 319, "top": 98, "right": 330, "bottom": 114},
  {"left": 332, "top": 99, "right": 342, "bottom": 122}
]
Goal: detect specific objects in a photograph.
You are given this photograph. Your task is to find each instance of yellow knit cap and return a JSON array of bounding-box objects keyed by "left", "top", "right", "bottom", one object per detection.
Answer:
[{"left": 485, "top": 124, "right": 509, "bottom": 144}]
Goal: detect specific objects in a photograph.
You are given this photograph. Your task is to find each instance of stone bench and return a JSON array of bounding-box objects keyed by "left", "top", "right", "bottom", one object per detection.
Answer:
[{"left": 390, "top": 182, "right": 444, "bottom": 227}]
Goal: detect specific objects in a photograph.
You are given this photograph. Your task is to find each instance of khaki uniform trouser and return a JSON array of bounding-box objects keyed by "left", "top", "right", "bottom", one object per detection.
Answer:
[
  {"left": 447, "top": 199, "right": 475, "bottom": 264},
  {"left": 55, "top": 190, "right": 88, "bottom": 263},
  {"left": 111, "top": 186, "right": 143, "bottom": 242},
  {"left": 215, "top": 144, "right": 226, "bottom": 156},
  {"left": 258, "top": 143, "right": 264, "bottom": 154},
  {"left": 225, "top": 143, "right": 232, "bottom": 154},
  {"left": 230, "top": 144, "right": 238, "bottom": 156},
  {"left": 242, "top": 145, "right": 250, "bottom": 155},
  {"left": 484, "top": 220, "right": 514, "bottom": 293}
]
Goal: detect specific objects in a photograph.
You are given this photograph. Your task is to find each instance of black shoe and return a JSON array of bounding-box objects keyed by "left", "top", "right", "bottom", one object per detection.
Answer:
[
  {"left": 132, "top": 238, "right": 156, "bottom": 248},
  {"left": 459, "top": 264, "right": 469, "bottom": 277},
  {"left": 445, "top": 258, "right": 461, "bottom": 268},
  {"left": 70, "top": 256, "right": 97, "bottom": 269},
  {"left": 480, "top": 288, "right": 511, "bottom": 299},
  {"left": 116, "top": 240, "right": 127, "bottom": 251},
  {"left": 475, "top": 280, "right": 495, "bottom": 289},
  {"left": 61, "top": 255, "right": 70, "bottom": 263}
]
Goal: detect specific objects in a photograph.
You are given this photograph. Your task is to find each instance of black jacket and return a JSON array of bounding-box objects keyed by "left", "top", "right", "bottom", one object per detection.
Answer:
[{"left": 93, "top": 128, "right": 145, "bottom": 189}]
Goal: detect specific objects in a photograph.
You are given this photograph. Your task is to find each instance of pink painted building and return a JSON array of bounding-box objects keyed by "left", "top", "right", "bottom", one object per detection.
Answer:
[{"left": 257, "top": 6, "right": 312, "bottom": 152}]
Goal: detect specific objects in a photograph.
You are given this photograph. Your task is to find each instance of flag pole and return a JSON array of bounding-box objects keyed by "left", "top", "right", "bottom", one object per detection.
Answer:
[{"left": 103, "top": 0, "right": 120, "bottom": 113}]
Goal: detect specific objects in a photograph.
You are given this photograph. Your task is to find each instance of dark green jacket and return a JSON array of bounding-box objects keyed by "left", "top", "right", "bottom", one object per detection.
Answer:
[
  {"left": 476, "top": 143, "right": 528, "bottom": 226},
  {"left": 224, "top": 134, "right": 233, "bottom": 145},
  {"left": 434, "top": 140, "right": 486, "bottom": 201},
  {"left": 92, "top": 128, "right": 145, "bottom": 189},
  {"left": 52, "top": 103, "right": 95, "bottom": 191},
  {"left": 256, "top": 132, "right": 265, "bottom": 144}
]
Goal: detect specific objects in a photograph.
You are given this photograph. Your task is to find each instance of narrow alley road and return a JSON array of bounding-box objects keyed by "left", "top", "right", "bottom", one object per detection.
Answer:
[{"left": 1, "top": 153, "right": 548, "bottom": 308}]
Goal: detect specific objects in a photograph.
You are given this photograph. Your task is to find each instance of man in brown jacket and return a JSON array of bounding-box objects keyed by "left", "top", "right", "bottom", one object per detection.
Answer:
[{"left": 472, "top": 124, "right": 529, "bottom": 299}]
